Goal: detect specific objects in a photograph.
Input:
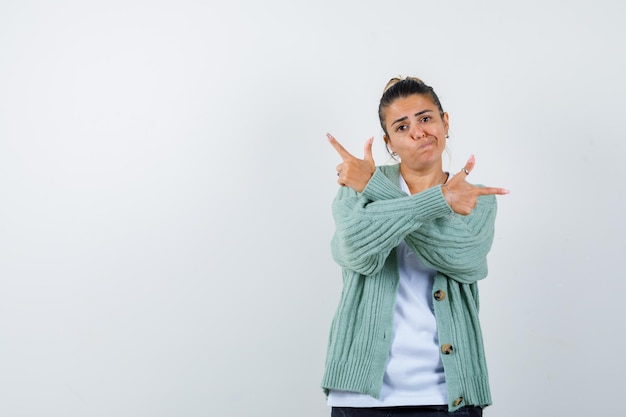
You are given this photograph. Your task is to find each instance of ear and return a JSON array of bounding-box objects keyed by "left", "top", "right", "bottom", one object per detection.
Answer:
[
  {"left": 442, "top": 112, "right": 449, "bottom": 135},
  {"left": 383, "top": 134, "right": 393, "bottom": 152}
]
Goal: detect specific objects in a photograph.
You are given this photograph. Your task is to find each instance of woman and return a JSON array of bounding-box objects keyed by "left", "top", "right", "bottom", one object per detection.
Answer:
[{"left": 322, "top": 77, "right": 508, "bottom": 417}]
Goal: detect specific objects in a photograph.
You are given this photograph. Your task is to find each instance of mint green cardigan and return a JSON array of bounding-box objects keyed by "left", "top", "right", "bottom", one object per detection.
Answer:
[{"left": 321, "top": 164, "right": 496, "bottom": 412}]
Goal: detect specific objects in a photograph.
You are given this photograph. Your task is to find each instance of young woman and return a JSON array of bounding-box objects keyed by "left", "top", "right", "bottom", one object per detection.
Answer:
[{"left": 322, "top": 77, "right": 508, "bottom": 417}]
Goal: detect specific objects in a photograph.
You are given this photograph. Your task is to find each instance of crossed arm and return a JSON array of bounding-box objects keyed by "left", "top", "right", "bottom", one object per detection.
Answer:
[
  {"left": 330, "top": 179, "right": 452, "bottom": 276},
  {"left": 327, "top": 134, "right": 507, "bottom": 283}
]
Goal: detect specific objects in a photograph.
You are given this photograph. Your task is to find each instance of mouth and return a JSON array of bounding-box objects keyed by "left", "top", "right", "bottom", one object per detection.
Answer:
[{"left": 417, "top": 137, "right": 436, "bottom": 149}]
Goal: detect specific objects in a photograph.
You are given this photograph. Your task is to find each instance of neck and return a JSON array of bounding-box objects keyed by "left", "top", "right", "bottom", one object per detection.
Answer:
[{"left": 400, "top": 164, "right": 448, "bottom": 195}]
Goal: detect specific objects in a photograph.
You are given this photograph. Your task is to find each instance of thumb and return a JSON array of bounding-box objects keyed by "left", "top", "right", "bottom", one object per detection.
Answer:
[
  {"left": 363, "top": 137, "right": 374, "bottom": 162},
  {"left": 462, "top": 154, "right": 476, "bottom": 175}
]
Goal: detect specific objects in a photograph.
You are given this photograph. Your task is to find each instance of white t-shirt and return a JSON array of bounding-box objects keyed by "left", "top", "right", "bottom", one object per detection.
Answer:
[{"left": 328, "top": 175, "right": 447, "bottom": 407}]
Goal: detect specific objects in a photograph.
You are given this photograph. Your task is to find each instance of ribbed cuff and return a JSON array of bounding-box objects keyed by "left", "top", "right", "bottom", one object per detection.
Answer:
[{"left": 361, "top": 169, "right": 406, "bottom": 201}]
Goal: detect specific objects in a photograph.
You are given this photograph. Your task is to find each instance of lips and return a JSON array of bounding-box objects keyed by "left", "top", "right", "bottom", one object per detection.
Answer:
[{"left": 417, "top": 137, "right": 436, "bottom": 149}]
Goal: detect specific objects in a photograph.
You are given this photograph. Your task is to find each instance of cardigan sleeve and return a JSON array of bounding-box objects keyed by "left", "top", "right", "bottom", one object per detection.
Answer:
[
  {"left": 405, "top": 194, "right": 497, "bottom": 284},
  {"left": 357, "top": 169, "right": 498, "bottom": 284},
  {"left": 330, "top": 169, "right": 452, "bottom": 276}
]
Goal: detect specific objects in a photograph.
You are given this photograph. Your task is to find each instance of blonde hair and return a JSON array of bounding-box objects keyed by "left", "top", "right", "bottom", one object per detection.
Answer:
[{"left": 382, "top": 76, "right": 425, "bottom": 94}]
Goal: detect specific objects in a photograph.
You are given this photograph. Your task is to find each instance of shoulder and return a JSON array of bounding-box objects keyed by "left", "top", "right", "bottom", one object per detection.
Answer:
[{"left": 376, "top": 163, "right": 400, "bottom": 178}]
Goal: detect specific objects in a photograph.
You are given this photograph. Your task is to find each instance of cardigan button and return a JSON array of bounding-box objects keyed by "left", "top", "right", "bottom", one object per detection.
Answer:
[
  {"left": 441, "top": 344, "right": 454, "bottom": 355},
  {"left": 453, "top": 397, "right": 464, "bottom": 407},
  {"left": 433, "top": 290, "right": 446, "bottom": 301}
]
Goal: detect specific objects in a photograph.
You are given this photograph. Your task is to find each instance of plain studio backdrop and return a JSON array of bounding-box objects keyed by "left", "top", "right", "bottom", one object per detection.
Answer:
[{"left": 1, "top": 1, "right": 625, "bottom": 416}]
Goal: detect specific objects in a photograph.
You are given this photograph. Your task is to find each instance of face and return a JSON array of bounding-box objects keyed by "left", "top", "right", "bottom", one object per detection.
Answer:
[{"left": 383, "top": 94, "right": 449, "bottom": 171}]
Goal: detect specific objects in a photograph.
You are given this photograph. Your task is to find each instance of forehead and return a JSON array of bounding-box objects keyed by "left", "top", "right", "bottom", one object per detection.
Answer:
[{"left": 385, "top": 94, "right": 437, "bottom": 117}]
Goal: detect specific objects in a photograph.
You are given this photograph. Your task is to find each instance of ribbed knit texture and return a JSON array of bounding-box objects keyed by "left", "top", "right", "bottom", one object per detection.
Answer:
[{"left": 321, "top": 164, "right": 496, "bottom": 412}]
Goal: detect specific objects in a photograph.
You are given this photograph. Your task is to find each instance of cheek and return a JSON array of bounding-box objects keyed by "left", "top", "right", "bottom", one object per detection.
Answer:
[{"left": 432, "top": 125, "right": 447, "bottom": 138}]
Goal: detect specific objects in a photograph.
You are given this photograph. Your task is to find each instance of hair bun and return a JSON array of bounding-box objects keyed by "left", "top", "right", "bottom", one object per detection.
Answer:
[{"left": 383, "top": 76, "right": 425, "bottom": 93}]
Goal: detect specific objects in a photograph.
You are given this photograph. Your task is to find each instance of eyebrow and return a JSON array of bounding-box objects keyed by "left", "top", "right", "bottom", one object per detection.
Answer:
[{"left": 391, "top": 109, "right": 433, "bottom": 126}]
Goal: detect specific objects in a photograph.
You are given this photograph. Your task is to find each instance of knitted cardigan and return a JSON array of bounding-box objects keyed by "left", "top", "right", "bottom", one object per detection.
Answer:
[{"left": 321, "top": 164, "right": 496, "bottom": 412}]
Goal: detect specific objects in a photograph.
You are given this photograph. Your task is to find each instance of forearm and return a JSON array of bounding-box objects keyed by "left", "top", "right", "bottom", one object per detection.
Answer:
[
  {"left": 331, "top": 182, "right": 451, "bottom": 275},
  {"left": 407, "top": 196, "right": 497, "bottom": 283},
  {"left": 360, "top": 169, "right": 498, "bottom": 282}
]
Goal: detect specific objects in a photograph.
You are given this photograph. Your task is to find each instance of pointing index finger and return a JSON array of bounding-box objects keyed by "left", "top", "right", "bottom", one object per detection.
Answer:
[
  {"left": 476, "top": 186, "right": 510, "bottom": 196},
  {"left": 327, "top": 133, "right": 354, "bottom": 161}
]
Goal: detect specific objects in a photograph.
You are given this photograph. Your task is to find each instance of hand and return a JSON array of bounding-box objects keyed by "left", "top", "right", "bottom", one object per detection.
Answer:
[
  {"left": 327, "top": 133, "right": 376, "bottom": 193},
  {"left": 442, "top": 154, "right": 509, "bottom": 215}
]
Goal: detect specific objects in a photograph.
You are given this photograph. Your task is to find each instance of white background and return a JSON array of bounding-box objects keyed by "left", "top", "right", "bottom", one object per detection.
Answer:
[{"left": 1, "top": 1, "right": 625, "bottom": 416}]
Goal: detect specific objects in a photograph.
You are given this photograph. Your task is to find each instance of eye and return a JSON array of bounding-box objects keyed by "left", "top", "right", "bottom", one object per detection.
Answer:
[
  {"left": 420, "top": 116, "right": 432, "bottom": 123},
  {"left": 396, "top": 124, "right": 408, "bottom": 132}
]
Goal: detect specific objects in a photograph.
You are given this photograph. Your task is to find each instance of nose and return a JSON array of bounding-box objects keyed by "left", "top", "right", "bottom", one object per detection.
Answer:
[{"left": 410, "top": 124, "right": 426, "bottom": 140}]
